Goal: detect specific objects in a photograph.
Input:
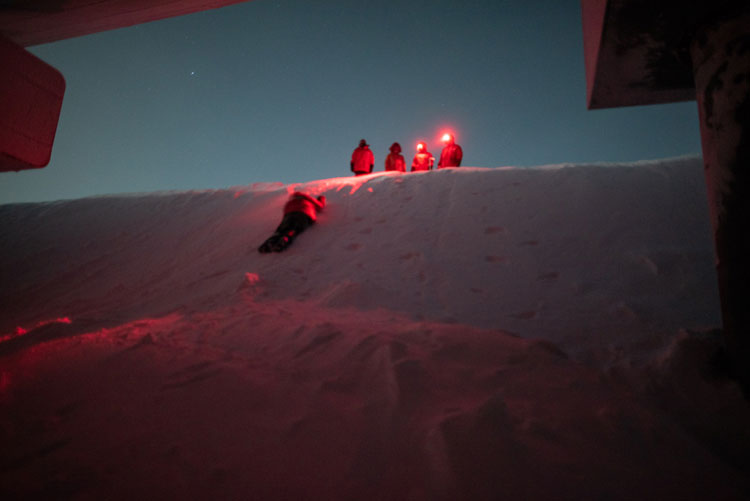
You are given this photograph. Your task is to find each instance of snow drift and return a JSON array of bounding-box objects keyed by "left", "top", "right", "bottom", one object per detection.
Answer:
[{"left": 1, "top": 157, "right": 749, "bottom": 499}]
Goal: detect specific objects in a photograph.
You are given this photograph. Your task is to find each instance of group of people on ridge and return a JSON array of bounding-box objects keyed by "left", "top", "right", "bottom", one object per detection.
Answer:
[
  {"left": 259, "top": 133, "right": 464, "bottom": 253},
  {"left": 350, "top": 133, "right": 463, "bottom": 176}
]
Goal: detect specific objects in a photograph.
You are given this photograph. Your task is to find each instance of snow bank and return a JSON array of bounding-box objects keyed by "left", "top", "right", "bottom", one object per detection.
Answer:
[{"left": 1, "top": 157, "right": 748, "bottom": 499}]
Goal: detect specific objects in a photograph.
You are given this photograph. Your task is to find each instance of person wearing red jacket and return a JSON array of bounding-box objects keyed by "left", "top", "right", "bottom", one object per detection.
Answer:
[
  {"left": 351, "top": 139, "right": 374, "bottom": 176},
  {"left": 258, "top": 192, "right": 326, "bottom": 253},
  {"left": 411, "top": 142, "right": 435, "bottom": 171},
  {"left": 384, "top": 142, "right": 406, "bottom": 172},
  {"left": 438, "top": 133, "right": 463, "bottom": 168}
]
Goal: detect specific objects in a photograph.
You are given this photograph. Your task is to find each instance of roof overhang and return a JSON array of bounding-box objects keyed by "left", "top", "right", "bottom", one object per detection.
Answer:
[
  {"left": 0, "top": 0, "right": 253, "bottom": 172},
  {"left": 0, "top": 0, "right": 252, "bottom": 47}
]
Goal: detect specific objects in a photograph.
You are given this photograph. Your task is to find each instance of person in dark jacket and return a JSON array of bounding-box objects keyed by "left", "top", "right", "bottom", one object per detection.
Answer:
[
  {"left": 438, "top": 133, "right": 463, "bottom": 168},
  {"left": 258, "top": 192, "right": 326, "bottom": 253},
  {"left": 351, "top": 139, "right": 374, "bottom": 176},
  {"left": 411, "top": 141, "right": 435, "bottom": 171},
  {"left": 384, "top": 142, "right": 406, "bottom": 172}
]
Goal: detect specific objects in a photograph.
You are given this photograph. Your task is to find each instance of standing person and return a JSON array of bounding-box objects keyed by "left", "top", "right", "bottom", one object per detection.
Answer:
[
  {"left": 258, "top": 192, "right": 326, "bottom": 253},
  {"left": 438, "top": 133, "right": 463, "bottom": 168},
  {"left": 351, "top": 139, "right": 374, "bottom": 176},
  {"left": 384, "top": 142, "right": 406, "bottom": 172},
  {"left": 411, "top": 141, "right": 435, "bottom": 172}
]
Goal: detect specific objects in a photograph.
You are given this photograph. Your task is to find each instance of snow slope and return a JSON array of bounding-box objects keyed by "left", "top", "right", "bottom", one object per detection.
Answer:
[{"left": 1, "top": 157, "right": 749, "bottom": 499}]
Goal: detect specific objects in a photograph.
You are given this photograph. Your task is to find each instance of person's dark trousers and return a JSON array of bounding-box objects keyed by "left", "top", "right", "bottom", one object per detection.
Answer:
[{"left": 258, "top": 212, "right": 314, "bottom": 253}]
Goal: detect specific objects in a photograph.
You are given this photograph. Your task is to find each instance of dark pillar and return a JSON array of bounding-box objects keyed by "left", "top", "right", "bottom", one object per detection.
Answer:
[{"left": 691, "top": 13, "right": 750, "bottom": 391}]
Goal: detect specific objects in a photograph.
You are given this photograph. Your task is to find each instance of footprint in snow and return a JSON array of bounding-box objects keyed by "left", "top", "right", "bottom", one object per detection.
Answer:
[
  {"left": 511, "top": 311, "right": 538, "bottom": 320},
  {"left": 485, "top": 255, "right": 508, "bottom": 263},
  {"left": 537, "top": 272, "right": 559, "bottom": 282},
  {"left": 162, "top": 362, "right": 222, "bottom": 390},
  {"left": 295, "top": 331, "right": 342, "bottom": 359},
  {"left": 399, "top": 252, "right": 422, "bottom": 260}
]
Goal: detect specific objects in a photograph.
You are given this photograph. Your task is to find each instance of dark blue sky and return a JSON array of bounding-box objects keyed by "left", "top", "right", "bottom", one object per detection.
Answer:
[{"left": 1, "top": 0, "right": 702, "bottom": 203}]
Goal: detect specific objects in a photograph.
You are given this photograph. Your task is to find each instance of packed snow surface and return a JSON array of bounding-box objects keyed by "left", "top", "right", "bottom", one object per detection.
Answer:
[{"left": 1, "top": 157, "right": 749, "bottom": 499}]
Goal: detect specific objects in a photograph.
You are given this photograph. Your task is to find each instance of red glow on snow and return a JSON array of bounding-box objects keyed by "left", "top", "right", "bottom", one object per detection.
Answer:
[
  {"left": 0, "top": 371, "right": 10, "bottom": 393},
  {"left": 335, "top": 176, "right": 370, "bottom": 195},
  {"left": 1, "top": 317, "right": 72, "bottom": 343}
]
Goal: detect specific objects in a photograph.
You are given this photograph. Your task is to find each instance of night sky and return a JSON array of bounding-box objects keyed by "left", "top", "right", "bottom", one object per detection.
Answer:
[{"left": 1, "top": 0, "right": 702, "bottom": 204}]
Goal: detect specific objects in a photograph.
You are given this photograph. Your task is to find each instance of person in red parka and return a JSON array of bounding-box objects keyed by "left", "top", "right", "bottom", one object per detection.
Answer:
[
  {"left": 351, "top": 139, "right": 374, "bottom": 176},
  {"left": 384, "top": 142, "right": 406, "bottom": 172},
  {"left": 411, "top": 142, "right": 435, "bottom": 171},
  {"left": 438, "top": 133, "right": 463, "bottom": 168},
  {"left": 258, "top": 192, "right": 326, "bottom": 253}
]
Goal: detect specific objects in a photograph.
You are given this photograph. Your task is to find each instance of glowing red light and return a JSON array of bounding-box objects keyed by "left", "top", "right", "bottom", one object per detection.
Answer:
[
  {"left": 441, "top": 133, "right": 453, "bottom": 143},
  {"left": 416, "top": 142, "right": 425, "bottom": 151}
]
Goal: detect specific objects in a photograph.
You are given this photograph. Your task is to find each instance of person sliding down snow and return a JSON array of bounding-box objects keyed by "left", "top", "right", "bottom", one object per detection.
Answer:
[
  {"left": 438, "top": 133, "right": 463, "bottom": 168},
  {"left": 411, "top": 142, "right": 435, "bottom": 171},
  {"left": 258, "top": 192, "right": 326, "bottom": 253}
]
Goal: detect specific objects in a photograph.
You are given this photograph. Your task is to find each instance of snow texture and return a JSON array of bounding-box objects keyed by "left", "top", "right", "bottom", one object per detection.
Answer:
[{"left": 1, "top": 157, "right": 749, "bottom": 499}]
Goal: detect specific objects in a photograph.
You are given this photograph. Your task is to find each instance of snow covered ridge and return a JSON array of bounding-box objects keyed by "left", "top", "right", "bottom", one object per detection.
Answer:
[
  {"left": 2, "top": 157, "right": 749, "bottom": 499},
  {"left": 0, "top": 156, "right": 720, "bottom": 365}
]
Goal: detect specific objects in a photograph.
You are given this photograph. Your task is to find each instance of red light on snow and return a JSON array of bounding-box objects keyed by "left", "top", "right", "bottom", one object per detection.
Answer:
[
  {"left": 0, "top": 371, "right": 10, "bottom": 393},
  {"left": 1, "top": 317, "right": 72, "bottom": 343}
]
